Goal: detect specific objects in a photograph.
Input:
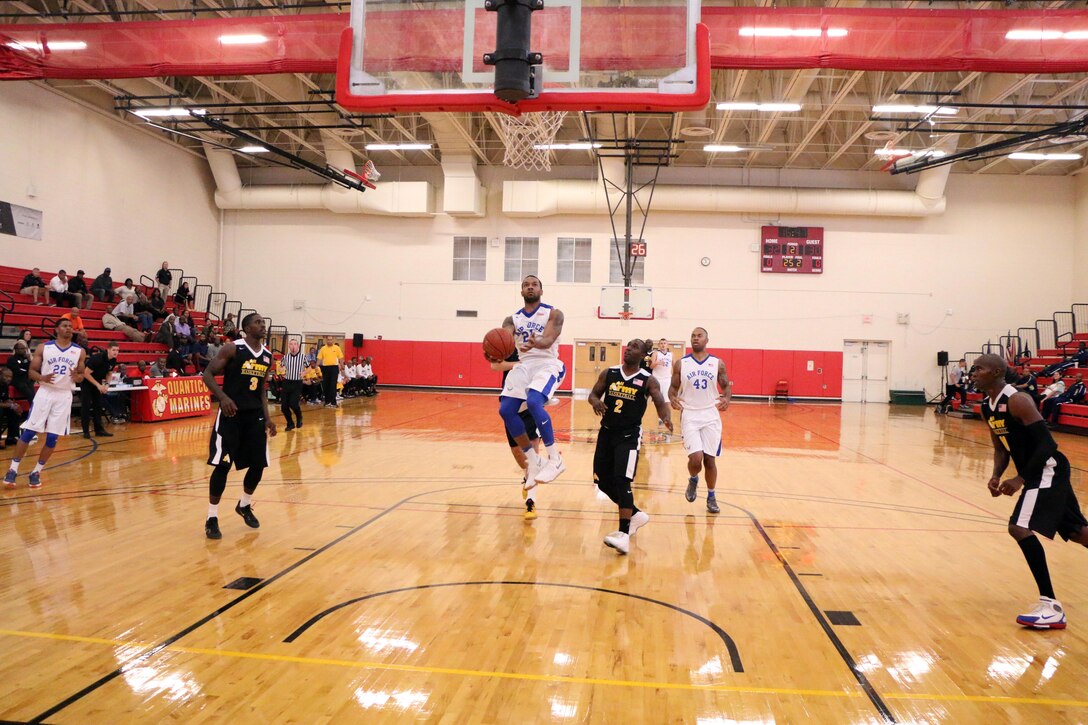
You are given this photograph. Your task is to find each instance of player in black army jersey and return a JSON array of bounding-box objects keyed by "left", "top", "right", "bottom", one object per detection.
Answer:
[
  {"left": 973, "top": 353, "right": 1088, "bottom": 629},
  {"left": 588, "top": 339, "right": 673, "bottom": 554},
  {"left": 202, "top": 312, "right": 277, "bottom": 539}
]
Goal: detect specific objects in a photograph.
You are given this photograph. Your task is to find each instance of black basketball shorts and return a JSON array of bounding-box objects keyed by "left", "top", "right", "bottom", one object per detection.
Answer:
[
  {"left": 1011, "top": 455, "right": 1088, "bottom": 541},
  {"left": 593, "top": 425, "right": 642, "bottom": 488},
  {"left": 208, "top": 409, "right": 269, "bottom": 471}
]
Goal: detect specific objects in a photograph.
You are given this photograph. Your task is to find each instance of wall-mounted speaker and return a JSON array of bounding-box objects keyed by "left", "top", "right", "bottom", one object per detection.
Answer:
[{"left": 352, "top": 333, "right": 364, "bottom": 347}]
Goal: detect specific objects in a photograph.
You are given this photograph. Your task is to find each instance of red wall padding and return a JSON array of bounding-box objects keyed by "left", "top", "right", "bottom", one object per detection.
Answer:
[
  {"left": 343, "top": 339, "right": 840, "bottom": 398},
  {"left": 7, "top": 8, "right": 1088, "bottom": 80}
]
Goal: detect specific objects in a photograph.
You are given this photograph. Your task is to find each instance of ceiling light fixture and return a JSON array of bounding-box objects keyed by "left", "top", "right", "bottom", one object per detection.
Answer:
[
  {"left": 704, "top": 145, "right": 747, "bottom": 153},
  {"left": 238, "top": 145, "right": 269, "bottom": 153},
  {"left": 6, "top": 40, "right": 87, "bottom": 51},
  {"left": 218, "top": 34, "right": 268, "bottom": 45},
  {"left": 874, "top": 148, "right": 946, "bottom": 158},
  {"left": 872, "top": 104, "right": 959, "bottom": 116},
  {"left": 716, "top": 102, "right": 802, "bottom": 112},
  {"left": 739, "top": 27, "right": 847, "bottom": 38},
  {"left": 131, "top": 107, "right": 205, "bottom": 118},
  {"left": 1008, "top": 152, "right": 1082, "bottom": 160},
  {"left": 532, "top": 142, "right": 602, "bottom": 150},
  {"left": 365, "top": 143, "right": 432, "bottom": 151},
  {"left": 1005, "top": 30, "right": 1088, "bottom": 40}
]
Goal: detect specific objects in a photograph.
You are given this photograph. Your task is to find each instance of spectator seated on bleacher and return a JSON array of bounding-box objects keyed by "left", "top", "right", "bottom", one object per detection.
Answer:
[
  {"left": 222, "top": 313, "right": 237, "bottom": 339},
  {"left": 1040, "top": 378, "right": 1066, "bottom": 405},
  {"left": 115, "top": 278, "right": 137, "bottom": 303},
  {"left": 0, "top": 368, "right": 20, "bottom": 448},
  {"left": 174, "top": 281, "right": 194, "bottom": 313},
  {"left": 19, "top": 267, "right": 46, "bottom": 305},
  {"left": 5, "top": 341, "right": 34, "bottom": 406},
  {"left": 148, "top": 288, "right": 168, "bottom": 320},
  {"left": 174, "top": 314, "right": 196, "bottom": 355},
  {"left": 155, "top": 313, "right": 176, "bottom": 348},
  {"left": 112, "top": 294, "right": 151, "bottom": 333},
  {"left": 91, "top": 267, "right": 115, "bottom": 303},
  {"left": 149, "top": 357, "right": 167, "bottom": 378},
  {"left": 166, "top": 342, "right": 189, "bottom": 375},
  {"left": 1040, "top": 341, "right": 1088, "bottom": 378},
  {"left": 68, "top": 269, "right": 93, "bottom": 310},
  {"left": 60, "top": 307, "right": 85, "bottom": 334},
  {"left": 206, "top": 335, "right": 222, "bottom": 362},
  {"left": 49, "top": 270, "right": 77, "bottom": 308},
  {"left": 192, "top": 334, "right": 211, "bottom": 371},
  {"left": 102, "top": 305, "right": 146, "bottom": 343},
  {"left": 1044, "top": 374, "right": 1087, "bottom": 427},
  {"left": 1013, "top": 365, "right": 1040, "bottom": 404},
  {"left": 17, "top": 329, "right": 34, "bottom": 350}
]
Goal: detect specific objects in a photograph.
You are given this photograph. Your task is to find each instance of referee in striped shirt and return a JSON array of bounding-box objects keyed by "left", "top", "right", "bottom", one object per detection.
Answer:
[{"left": 281, "top": 339, "right": 306, "bottom": 431}]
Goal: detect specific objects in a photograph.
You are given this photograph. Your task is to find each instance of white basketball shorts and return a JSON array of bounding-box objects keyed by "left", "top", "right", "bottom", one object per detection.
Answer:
[
  {"left": 681, "top": 406, "right": 722, "bottom": 457},
  {"left": 501, "top": 357, "right": 565, "bottom": 401}
]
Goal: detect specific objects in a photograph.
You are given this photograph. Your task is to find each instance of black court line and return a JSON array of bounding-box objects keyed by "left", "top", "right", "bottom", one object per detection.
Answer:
[
  {"left": 28, "top": 481, "right": 502, "bottom": 723},
  {"left": 1, "top": 437, "right": 98, "bottom": 478},
  {"left": 282, "top": 580, "right": 744, "bottom": 673},
  {"left": 719, "top": 499, "right": 896, "bottom": 723},
  {"left": 798, "top": 573, "right": 823, "bottom": 577}
]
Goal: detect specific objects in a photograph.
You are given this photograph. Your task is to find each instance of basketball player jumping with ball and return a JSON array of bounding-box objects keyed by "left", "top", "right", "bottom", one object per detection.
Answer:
[{"left": 498, "top": 276, "right": 567, "bottom": 513}]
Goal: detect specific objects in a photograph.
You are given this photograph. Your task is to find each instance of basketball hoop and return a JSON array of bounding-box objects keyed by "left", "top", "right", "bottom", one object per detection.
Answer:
[
  {"left": 496, "top": 111, "right": 567, "bottom": 171},
  {"left": 618, "top": 310, "right": 633, "bottom": 321}
]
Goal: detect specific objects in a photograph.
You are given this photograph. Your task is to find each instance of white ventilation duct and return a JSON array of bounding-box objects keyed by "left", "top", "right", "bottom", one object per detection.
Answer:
[
  {"left": 504, "top": 167, "right": 951, "bottom": 218},
  {"left": 203, "top": 141, "right": 434, "bottom": 216},
  {"left": 440, "top": 154, "right": 486, "bottom": 217},
  {"left": 505, "top": 137, "right": 959, "bottom": 218},
  {"left": 420, "top": 113, "right": 486, "bottom": 217}
]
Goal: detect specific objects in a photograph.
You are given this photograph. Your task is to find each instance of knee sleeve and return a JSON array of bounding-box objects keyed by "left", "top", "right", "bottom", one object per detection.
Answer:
[
  {"left": 19, "top": 428, "right": 36, "bottom": 444},
  {"left": 499, "top": 397, "right": 527, "bottom": 440},
  {"left": 209, "top": 462, "right": 230, "bottom": 499},
  {"left": 243, "top": 466, "right": 264, "bottom": 491},
  {"left": 44, "top": 433, "right": 59, "bottom": 448},
  {"left": 525, "top": 390, "right": 555, "bottom": 446}
]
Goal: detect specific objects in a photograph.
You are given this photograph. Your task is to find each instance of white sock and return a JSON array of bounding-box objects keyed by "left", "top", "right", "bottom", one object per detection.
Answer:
[
  {"left": 208, "top": 503, "right": 219, "bottom": 518},
  {"left": 32, "top": 461, "right": 45, "bottom": 474},
  {"left": 527, "top": 488, "right": 537, "bottom": 505},
  {"left": 240, "top": 492, "right": 253, "bottom": 507},
  {"left": 8, "top": 459, "right": 19, "bottom": 473},
  {"left": 545, "top": 444, "right": 560, "bottom": 461}
]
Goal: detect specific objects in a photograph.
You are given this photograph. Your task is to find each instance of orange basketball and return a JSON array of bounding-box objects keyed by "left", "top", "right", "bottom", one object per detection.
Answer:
[{"left": 483, "top": 327, "right": 516, "bottom": 362}]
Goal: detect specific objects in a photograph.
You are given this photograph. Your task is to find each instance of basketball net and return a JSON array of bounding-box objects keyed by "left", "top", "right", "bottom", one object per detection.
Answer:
[
  {"left": 497, "top": 111, "right": 567, "bottom": 171},
  {"left": 618, "top": 310, "right": 633, "bottom": 321}
]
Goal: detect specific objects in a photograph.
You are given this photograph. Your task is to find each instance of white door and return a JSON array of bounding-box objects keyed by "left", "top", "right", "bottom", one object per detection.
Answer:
[
  {"left": 864, "top": 342, "right": 890, "bottom": 403},
  {"left": 842, "top": 341, "right": 865, "bottom": 403},
  {"left": 842, "top": 340, "right": 891, "bottom": 403}
]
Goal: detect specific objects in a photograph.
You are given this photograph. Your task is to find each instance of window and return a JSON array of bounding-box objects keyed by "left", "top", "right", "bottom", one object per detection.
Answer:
[
  {"left": 504, "top": 237, "right": 539, "bottom": 281},
  {"left": 556, "top": 237, "right": 592, "bottom": 283},
  {"left": 608, "top": 240, "right": 646, "bottom": 284},
  {"left": 453, "top": 236, "right": 487, "bottom": 281}
]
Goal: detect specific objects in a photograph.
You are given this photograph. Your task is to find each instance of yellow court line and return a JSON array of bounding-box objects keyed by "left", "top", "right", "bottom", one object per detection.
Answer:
[{"left": 3, "top": 628, "right": 1088, "bottom": 709}]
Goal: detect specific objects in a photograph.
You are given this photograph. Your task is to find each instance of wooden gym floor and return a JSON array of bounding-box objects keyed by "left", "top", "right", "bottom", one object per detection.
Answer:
[{"left": 2, "top": 391, "right": 1088, "bottom": 723}]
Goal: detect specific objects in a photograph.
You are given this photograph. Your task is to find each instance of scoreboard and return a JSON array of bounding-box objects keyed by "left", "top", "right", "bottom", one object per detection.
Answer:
[{"left": 760, "top": 226, "right": 824, "bottom": 274}]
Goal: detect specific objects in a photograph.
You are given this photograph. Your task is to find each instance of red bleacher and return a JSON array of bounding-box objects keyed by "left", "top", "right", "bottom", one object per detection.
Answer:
[{"left": 1, "top": 264, "right": 218, "bottom": 387}]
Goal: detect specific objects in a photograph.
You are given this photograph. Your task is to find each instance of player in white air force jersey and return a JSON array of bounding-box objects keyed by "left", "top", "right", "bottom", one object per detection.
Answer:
[
  {"left": 669, "top": 327, "right": 731, "bottom": 514},
  {"left": 499, "top": 275, "right": 567, "bottom": 501},
  {"left": 650, "top": 338, "right": 674, "bottom": 426},
  {"left": 4, "top": 318, "right": 92, "bottom": 490}
]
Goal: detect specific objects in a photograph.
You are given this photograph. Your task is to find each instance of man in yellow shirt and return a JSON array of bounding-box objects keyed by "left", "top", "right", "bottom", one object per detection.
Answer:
[{"left": 316, "top": 336, "right": 344, "bottom": 407}]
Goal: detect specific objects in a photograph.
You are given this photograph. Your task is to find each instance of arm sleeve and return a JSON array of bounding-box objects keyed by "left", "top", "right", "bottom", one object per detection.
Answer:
[{"left": 1020, "top": 420, "right": 1059, "bottom": 483}]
